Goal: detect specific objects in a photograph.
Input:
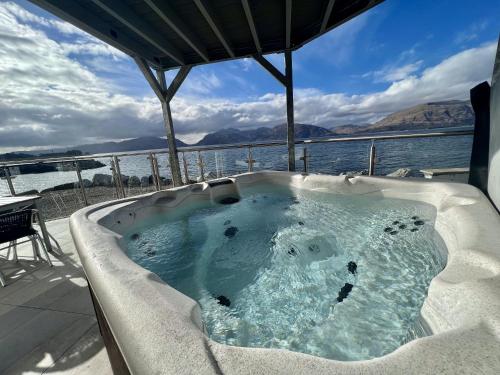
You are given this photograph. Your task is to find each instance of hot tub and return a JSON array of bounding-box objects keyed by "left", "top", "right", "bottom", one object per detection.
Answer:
[{"left": 70, "top": 171, "right": 500, "bottom": 374}]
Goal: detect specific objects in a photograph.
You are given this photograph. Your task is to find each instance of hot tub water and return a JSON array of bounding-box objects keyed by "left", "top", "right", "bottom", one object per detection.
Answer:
[{"left": 125, "top": 185, "right": 446, "bottom": 361}]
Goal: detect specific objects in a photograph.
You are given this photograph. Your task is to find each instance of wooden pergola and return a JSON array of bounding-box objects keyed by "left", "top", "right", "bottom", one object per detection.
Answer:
[{"left": 29, "top": 0, "right": 384, "bottom": 186}]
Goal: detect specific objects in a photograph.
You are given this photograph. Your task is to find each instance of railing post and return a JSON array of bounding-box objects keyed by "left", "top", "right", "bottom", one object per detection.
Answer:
[
  {"left": 247, "top": 146, "right": 255, "bottom": 172},
  {"left": 368, "top": 140, "right": 376, "bottom": 176},
  {"left": 112, "top": 156, "right": 126, "bottom": 198},
  {"left": 110, "top": 158, "right": 120, "bottom": 198},
  {"left": 215, "top": 152, "right": 220, "bottom": 178},
  {"left": 148, "top": 152, "right": 160, "bottom": 191},
  {"left": 182, "top": 152, "right": 190, "bottom": 183},
  {"left": 300, "top": 147, "right": 308, "bottom": 173},
  {"left": 3, "top": 168, "right": 16, "bottom": 196},
  {"left": 197, "top": 151, "right": 205, "bottom": 182},
  {"left": 152, "top": 155, "right": 162, "bottom": 188},
  {"left": 74, "top": 161, "right": 89, "bottom": 206}
]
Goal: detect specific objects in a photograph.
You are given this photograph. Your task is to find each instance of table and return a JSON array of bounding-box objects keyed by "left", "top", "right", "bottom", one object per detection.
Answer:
[{"left": 0, "top": 195, "right": 53, "bottom": 252}]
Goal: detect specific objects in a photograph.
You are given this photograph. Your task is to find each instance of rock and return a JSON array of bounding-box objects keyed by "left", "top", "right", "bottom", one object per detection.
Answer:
[
  {"left": 113, "top": 174, "right": 129, "bottom": 186},
  {"left": 92, "top": 173, "right": 112, "bottom": 187},
  {"left": 77, "top": 159, "right": 106, "bottom": 170},
  {"left": 128, "top": 176, "right": 141, "bottom": 187},
  {"left": 141, "top": 176, "right": 150, "bottom": 187},
  {"left": 387, "top": 168, "right": 411, "bottom": 177},
  {"left": 74, "top": 179, "right": 92, "bottom": 188},
  {"left": 337, "top": 283, "right": 353, "bottom": 302},
  {"left": 130, "top": 233, "right": 140, "bottom": 240},
  {"left": 157, "top": 177, "right": 171, "bottom": 186},
  {"left": 224, "top": 226, "right": 238, "bottom": 238},
  {"left": 298, "top": 221, "right": 304, "bottom": 226}
]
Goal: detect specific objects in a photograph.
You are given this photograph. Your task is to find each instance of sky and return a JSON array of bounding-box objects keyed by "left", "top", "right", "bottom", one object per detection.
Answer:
[{"left": 0, "top": 0, "right": 499, "bottom": 151}]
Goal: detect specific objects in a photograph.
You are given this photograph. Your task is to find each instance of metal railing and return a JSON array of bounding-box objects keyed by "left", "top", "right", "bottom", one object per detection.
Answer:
[{"left": 0, "top": 128, "right": 474, "bottom": 219}]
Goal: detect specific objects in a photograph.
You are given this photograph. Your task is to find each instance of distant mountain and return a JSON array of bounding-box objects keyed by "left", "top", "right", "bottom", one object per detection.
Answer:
[
  {"left": 52, "top": 136, "right": 187, "bottom": 154},
  {"left": 329, "top": 124, "right": 370, "bottom": 135},
  {"left": 368, "top": 100, "right": 474, "bottom": 131},
  {"left": 331, "top": 100, "right": 474, "bottom": 135},
  {"left": 196, "top": 123, "right": 332, "bottom": 146},
  {"left": 1, "top": 100, "right": 475, "bottom": 157}
]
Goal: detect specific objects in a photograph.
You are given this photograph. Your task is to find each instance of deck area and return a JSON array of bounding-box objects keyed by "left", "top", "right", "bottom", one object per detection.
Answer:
[{"left": 0, "top": 218, "right": 112, "bottom": 375}]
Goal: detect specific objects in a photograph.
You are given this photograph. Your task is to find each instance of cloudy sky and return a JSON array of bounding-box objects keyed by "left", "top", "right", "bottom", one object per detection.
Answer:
[{"left": 0, "top": 0, "right": 499, "bottom": 151}]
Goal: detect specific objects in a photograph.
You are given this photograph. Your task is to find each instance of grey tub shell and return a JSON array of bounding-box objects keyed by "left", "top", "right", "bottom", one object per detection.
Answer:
[{"left": 70, "top": 171, "right": 500, "bottom": 374}]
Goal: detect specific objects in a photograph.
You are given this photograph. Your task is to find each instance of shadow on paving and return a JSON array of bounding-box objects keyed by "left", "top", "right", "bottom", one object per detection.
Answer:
[{"left": 0, "top": 223, "right": 112, "bottom": 375}]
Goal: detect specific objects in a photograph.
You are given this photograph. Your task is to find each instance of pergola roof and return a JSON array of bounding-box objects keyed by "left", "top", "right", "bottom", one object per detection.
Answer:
[{"left": 30, "top": 0, "right": 383, "bottom": 70}]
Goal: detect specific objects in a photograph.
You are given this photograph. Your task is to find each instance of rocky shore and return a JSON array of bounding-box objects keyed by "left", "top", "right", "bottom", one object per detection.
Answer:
[{"left": 18, "top": 173, "right": 172, "bottom": 220}]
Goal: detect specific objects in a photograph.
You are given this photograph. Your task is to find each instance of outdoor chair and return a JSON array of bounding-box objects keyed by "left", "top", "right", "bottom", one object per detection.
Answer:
[{"left": 0, "top": 209, "right": 53, "bottom": 286}]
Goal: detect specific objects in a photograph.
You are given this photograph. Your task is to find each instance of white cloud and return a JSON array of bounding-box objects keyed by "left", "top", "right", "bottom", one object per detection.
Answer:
[
  {"left": 0, "top": 2, "right": 497, "bottom": 151},
  {"left": 363, "top": 60, "right": 423, "bottom": 83},
  {"left": 454, "top": 20, "right": 489, "bottom": 45},
  {"left": 2, "top": 1, "right": 91, "bottom": 38}
]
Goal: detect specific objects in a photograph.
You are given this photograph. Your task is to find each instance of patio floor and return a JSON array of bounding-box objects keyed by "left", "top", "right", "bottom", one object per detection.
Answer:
[{"left": 0, "top": 218, "right": 113, "bottom": 375}]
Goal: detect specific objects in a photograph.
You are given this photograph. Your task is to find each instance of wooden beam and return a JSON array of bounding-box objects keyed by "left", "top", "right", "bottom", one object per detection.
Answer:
[
  {"left": 193, "top": 0, "right": 235, "bottom": 58},
  {"left": 253, "top": 55, "right": 287, "bottom": 86},
  {"left": 241, "top": 0, "right": 261, "bottom": 53},
  {"left": 321, "top": 0, "right": 336, "bottom": 33},
  {"left": 134, "top": 57, "right": 165, "bottom": 101},
  {"left": 144, "top": 0, "right": 209, "bottom": 62},
  {"left": 166, "top": 66, "right": 192, "bottom": 101},
  {"left": 90, "top": 0, "right": 184, "bottom": 65},
  {"left": 285, "top": 0, "right": 292, "bottom": 49}
]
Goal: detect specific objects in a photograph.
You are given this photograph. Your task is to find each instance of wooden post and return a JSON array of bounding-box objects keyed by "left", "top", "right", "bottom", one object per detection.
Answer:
[
  {"left": 285, "top": 50, "right": 295, "bottom": 171},
  {"left": 157, "top": 70, "right": 183, "bottom": 187},
  {"left": 135, "top": 59, "right": 190, "bottom": 188},
  {"left": 160, "top": 99, "right": 183, "bottom": 187}
]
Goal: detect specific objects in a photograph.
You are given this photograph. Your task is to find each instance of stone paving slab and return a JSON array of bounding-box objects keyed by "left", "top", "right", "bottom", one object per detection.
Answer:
[{"left": 0, "top": 218, "right": 112, "bottom": 375}]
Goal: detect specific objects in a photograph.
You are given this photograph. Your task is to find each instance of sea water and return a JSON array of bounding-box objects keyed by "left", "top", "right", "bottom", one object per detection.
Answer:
[{"left": 125, "top": 185, "right": 446, "bottom": 361}]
